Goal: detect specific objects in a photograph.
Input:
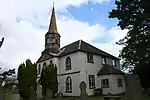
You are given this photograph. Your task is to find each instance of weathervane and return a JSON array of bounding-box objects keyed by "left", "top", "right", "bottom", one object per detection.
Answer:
[{"left": 53, "top": 0, "right": 55, "bottom": 7}]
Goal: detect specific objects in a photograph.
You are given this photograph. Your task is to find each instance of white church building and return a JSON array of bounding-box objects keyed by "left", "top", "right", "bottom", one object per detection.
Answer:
[{"left": 36, "top": 6, "right": 126, "bottom": 96}]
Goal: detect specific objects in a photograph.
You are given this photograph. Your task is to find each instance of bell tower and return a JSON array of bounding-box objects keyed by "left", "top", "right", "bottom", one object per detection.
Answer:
[{"left": 45, "top": 4, "right": 61, "bottom": 54}]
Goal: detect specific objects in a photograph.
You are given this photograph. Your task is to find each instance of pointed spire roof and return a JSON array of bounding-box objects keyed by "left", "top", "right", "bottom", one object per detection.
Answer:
[{"left": 48, "top": 5, "right": 58, "bottom": 34}]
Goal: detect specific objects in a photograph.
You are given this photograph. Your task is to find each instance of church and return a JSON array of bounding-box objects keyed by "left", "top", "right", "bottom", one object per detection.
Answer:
[{"left": 36, "top": 6, "right": 126, "bottom": 96}]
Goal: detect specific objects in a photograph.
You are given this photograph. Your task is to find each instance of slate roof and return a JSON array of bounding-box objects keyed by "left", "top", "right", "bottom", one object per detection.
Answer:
[
  {"left": 37, "top": 40, "right": 120, "bottom": 63},
  {"left": 36, "top": 51, "right": 55, "bottom": 63},
  {"left": 97, "top": 64, "right": 125, "bottom": 76},
  {"left": 58, "top": 40, "right": 120, "bottom": 60}
]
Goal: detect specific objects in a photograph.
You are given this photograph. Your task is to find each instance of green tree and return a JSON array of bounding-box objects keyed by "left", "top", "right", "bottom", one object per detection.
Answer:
[
  {"left": 140, "top": 0, "right": 150, "bottom": 13},
  {"left": 18, "top": 63, "right": 28, "bottom": 98},
  {"left": 51, "top": 64, "right": 58, "bottom": 96},
  {"left": 109, "top": 0, "right": 150, "bottom": 66},
  {"left": 109, "top": 0, "right": 150, "bottom": 88},
  {"left": 17, "top": 59, "right": 37, "bottom": 99},
  {"left": 0, "top": 37, "right": 4, "bottom": 48},
  {"left": 40, "top": 63, "right": 58, "bottom": 97}
]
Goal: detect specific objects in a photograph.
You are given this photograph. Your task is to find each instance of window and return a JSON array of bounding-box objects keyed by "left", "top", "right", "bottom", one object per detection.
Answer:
[
  {"left": 112, "top": 59, "right": 117, "bottom": 66},
  {"left": 101, "top": 79, "right": 109, "bottom": 88},
  {"left": 47, "top": 38, "right": 51, "bottom": 44},
  {"left": 87, "top": 53, "right": 94, "bottom": 63},
  {"left": 65, "top": 76, "right": 72, "bottom": 93},
  {"left": 47, "top": 36, "right": 53, "bottom": 43},
  {"left": 52, "top": 38, "right": 56, "bottom": 42},
  {"left": 117, "top": 78, "right": 123, "bottom": 87},
  {"left": 43, "top": 62, "right": 47, "bottom": 67},
  {"left": 89, "top": 75, "right": 95, "bottom": 89},
  {"left": 50, "top": 60, "right": 53, "bottom": 65},
  {"left": 56, "top": 38, "right": 59, "bottom": 44},
  {"left": 65, "top": 57, "right": 71, "bottom": 70},
  {"left": 38, "top": 64, "right": 41, "bottom": 74},
  {"left": 101, "top": 57, "right": 106, "bottom": 65}
]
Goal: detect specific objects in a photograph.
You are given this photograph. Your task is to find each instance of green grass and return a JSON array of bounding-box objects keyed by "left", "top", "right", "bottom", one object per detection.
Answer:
[
  {"left": 90, "top": 95, "right": 150, "bottom": 100},
  {"left": 60, "top": 95, "right": 150, "bottom": 100}
]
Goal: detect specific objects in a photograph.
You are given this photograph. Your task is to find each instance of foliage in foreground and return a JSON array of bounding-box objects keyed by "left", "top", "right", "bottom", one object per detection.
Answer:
[
  {"left": 0, "top": 68, "right": 15, "bottom": 80},
  {"left": 109, "top": 0, "right": 150, "bottom": 88},
  {"left": 17, "top": 59, "right": 37, "bottom": 99},
  {"left": 40, "top": 63, "right": 58, "bottom": 97}
]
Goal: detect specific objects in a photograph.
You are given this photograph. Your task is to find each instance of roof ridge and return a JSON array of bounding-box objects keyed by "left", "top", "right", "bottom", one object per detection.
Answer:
[{"left": 78, "top": 40, "right": 82, "bottom": 49}]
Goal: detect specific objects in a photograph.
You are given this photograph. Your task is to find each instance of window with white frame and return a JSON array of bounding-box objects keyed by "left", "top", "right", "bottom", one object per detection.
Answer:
[
  {"left": 87, "top": 53, "right": 94, "bottom": 63},
  {"left": 88, "top": 75, "right": 95, "bottom": 89},
  {"left": 101, "top": 79, "right": 109, "bottom": 88},
  {"left": 112, "top": 59, "right": 117, "bottom": 66},
  {"left": 101, "top": 57, "right": 106, "bottom": 65},
  {"left": 65, "top": 57, "right": 71, "bottom": 70},
  {"left": 117, "top": 78, "right": 123, "bottom": 87},
  {"left": 43, "top": 62, "right": 47, "bottom": 67},
  {"left": 65, "top": 76, "right": 72, "bottom": 93},
  {"left": 50, "top": 60, "right": 53, "bottom": 65}
]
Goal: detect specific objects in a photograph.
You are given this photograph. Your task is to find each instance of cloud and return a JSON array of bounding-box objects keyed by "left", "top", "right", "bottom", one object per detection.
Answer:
[
  {"left": 91, "top": 27, "right": 128, "bottom": 57},
  {"left": 57, "top": 18, "right": 107, "bottom": 45},
  {"left": 0, "top": 0, "right": 126, "bottom": 72}
]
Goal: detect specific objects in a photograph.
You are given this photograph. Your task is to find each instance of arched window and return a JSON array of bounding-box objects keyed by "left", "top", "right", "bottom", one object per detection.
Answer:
[
  {"left": 65, "top": 57, "right": 71, "bottom": 70},
  {"left": 50, "top": 60, "right": 53, "bottom": 64},
  {"left": 56, "top": 38, "right": 59, "bottom": 44},
  {"left": 43, "top": 62, "right": 47, "bottom": 67},
  {"left": 38, "top": 64, "right": 41, "bottom": 74},
  {"left": 65, "top": 76, "right": 72, "bottom": 93}
]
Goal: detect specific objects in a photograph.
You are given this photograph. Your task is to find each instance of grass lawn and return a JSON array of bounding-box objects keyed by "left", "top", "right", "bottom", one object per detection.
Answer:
[
  {"left": 144, "top": 96, "right": 150, "bottom": 100},
  {"left": 90, "top": 95, "right": 150, "bottom": 100},
  {"left": 61, "top": 95, "right": 150, "bottom": 100}
]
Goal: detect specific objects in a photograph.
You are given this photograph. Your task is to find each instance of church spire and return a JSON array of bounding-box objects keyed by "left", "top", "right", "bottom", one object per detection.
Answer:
[
  {"left": 44, "top": 2, "right": 61, "bottom": 54},
  {"left": 48, "top": 2, "right": 58, "bottom": 34}
]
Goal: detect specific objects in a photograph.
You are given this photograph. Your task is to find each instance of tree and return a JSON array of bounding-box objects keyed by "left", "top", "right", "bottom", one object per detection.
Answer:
[
  {"left": 0, "top": 68, "right": 16, "bottom": 88},
  {"left": 40, "top": 63, "right": 58, "bottom": 97},
  {"left": 109, "top": 0, "right": 150, "bottom": 88},
  {"left": 0, "top": 68, "right": 15, "bottom": 80},
  {"left": 0, "top": 36, "right": 16, "bottom": 86},
  {"left": 140, "top": 0, "right": 150, "bottom": 13},
  {"left": 17, "top": 59, "right": 37, "bottom": 99},
  {"left": 0, "top": 37, "right": 4, "bottom": 48},
  {"left": 109, "top": 0, "right": 150, "bottom": 66}
]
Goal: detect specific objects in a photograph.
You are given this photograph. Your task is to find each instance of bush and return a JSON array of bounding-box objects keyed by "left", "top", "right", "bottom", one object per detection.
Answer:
[
  {"left": 17, "top": 59, "right": 37, "bottom": 99},
  {"left": 40, "top": 64, "right": 58, "bottom": 97},
  {"left": 94, "top": 88, "right": 102, "bottom": 96}
]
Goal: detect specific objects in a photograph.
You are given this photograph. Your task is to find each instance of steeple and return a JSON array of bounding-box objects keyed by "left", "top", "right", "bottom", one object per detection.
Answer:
[
  {"left": 48, "top": 4, "right": 58, "bottom": 34},
  {"left": 44, "top": 3, "right": 61, "bottom": 54}
]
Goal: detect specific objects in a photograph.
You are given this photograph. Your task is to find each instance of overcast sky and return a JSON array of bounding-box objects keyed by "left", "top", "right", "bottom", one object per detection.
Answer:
[{"left": 0, "top": 0, "right": 128, "bottom": 72}]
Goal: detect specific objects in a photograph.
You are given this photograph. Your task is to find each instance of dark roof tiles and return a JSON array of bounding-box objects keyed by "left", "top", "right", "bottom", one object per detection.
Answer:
[
  {"left": 58, "top": 40, "right": 120, "bottom": 60},
  {"left": 97, "top": 64, "right": 125, "bottom": 76},
  {"left": 37, "top": 40, "right": 120, "bottom": 63}
]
